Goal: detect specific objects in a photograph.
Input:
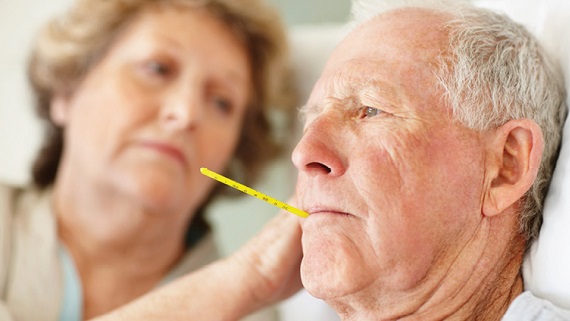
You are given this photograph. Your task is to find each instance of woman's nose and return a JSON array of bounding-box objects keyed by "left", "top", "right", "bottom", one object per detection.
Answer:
[
  {"left": 291, "top": 115, "right": 346, "bottom": 177},
  {"left": 160, "top": 87, "right": 203, "bottom": 131}
]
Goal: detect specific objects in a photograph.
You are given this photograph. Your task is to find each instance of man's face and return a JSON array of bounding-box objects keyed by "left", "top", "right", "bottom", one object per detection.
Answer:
[{"left": 293, "top": 8, "right": 489, "bottom": 304}]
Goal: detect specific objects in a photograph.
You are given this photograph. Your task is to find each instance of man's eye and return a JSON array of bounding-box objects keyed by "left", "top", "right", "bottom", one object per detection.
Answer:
[{"left": 361, "top": 106, "right": 383, "bottom": 118}]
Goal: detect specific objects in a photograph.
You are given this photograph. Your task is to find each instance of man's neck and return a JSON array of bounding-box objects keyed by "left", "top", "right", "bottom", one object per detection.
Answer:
[{"left": 331, "top": 216, "right": 526, "bottom": 321}]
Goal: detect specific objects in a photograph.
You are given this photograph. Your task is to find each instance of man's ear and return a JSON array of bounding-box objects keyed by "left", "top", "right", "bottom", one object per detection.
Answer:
[
  {"left": 50, "top": 94, "right": 71, "bottom": 126},
  {"left": 482, "top": 119, "right": 544, "bottom": 217}
]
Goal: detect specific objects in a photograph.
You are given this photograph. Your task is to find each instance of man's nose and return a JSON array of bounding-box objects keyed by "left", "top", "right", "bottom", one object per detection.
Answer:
[
  {"left": 159, "top": 87, "right": 203, "bottom": 131},
  {"left": 291, "top": 115, "right": 346, "bottom": 177}
]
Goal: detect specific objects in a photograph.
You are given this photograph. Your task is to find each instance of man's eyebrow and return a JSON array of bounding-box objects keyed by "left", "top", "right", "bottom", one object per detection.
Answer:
[{"left": 298, "top": 78, "right": 397, "bottom": 109}]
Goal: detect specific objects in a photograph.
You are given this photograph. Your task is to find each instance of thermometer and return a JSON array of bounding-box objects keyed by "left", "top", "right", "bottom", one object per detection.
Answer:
[{"left": 200, "top": 167, "right": 309, "bottom": 218}]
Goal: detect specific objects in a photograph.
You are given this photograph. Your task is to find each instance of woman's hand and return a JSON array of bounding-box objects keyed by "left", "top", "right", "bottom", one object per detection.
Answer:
[{"left": 92, "top": 208, "right": 304, "bottom": 321}]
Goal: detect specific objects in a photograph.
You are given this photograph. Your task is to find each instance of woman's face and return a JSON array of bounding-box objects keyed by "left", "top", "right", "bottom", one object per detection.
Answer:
[{"left": 52, "top": 6, "right": 251, "bottom": 215}]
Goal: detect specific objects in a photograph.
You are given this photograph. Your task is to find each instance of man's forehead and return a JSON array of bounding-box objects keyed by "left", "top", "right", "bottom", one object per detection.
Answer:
[
  {"left": 336, "top": 7, "right": 451, "bottom": 57},
  {"left": 306, "top": 7, "right": 450, "bottom": 101}
]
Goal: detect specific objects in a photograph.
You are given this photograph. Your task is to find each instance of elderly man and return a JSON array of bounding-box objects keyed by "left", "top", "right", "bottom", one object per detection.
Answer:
[
  {"left": 92, "top": 1, "right": 568, "bottom": 321},
  {"left": 290, "top": 0, "right": 567, "bottom": 319}
]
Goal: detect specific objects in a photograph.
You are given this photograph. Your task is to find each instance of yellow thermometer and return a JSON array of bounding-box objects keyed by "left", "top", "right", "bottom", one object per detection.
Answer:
[{"left": 200, "top": 167, "right": 309, "bottom": 218}]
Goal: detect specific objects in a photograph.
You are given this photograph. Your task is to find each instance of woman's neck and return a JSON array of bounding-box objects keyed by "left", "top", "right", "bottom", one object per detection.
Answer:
[{"left": 53, "top": 178, "right": 191, "bottom": 318}]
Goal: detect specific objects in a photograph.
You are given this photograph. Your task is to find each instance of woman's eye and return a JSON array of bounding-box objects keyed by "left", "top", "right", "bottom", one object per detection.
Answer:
[
  {"left": 145, "top": 61, "right": 170, "bottom": 76},
  {"left": 361, "top": 106, "right": 383, "bottom": 118},
  {"left": 137, "top": 60, "right": 173, "bottom": 80},
  {"left": 211, "top": 96, "right": 233, "bottom": 115}
]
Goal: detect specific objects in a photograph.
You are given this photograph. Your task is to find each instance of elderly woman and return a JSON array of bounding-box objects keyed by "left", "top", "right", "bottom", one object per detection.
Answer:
[{"left": 0, "top": 0, "right": 294, "bottom": 320}]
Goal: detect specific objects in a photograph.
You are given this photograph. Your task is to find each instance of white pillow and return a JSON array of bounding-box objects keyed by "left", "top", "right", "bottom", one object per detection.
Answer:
[
  {"left": 522, "top": 1, "right": 570, "bottom": 306},
  {"left": 475, "top": 0, "right": 570, "bottom": 310}
]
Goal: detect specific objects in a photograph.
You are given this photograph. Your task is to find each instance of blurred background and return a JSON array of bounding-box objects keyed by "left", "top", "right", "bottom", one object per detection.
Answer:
[
  {"left": 269, "top": 0, "right": 350, "bottom": 25},
  {"left": 0, "top": 0, "right": 350, "bottom": 256}
]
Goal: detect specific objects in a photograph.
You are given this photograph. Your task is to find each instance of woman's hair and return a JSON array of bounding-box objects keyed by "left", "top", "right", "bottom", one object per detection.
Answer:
[
  {"left": 351, "top": 0, "right": 567, "bottom": 242},
  {"left": 28, "top": 0, "right": 296, "bottom": 242}
]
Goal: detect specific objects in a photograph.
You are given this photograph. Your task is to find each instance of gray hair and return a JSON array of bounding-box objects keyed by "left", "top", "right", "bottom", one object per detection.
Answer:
[{"left": 351, "top": 0, "right": 567, "bottom": 241}]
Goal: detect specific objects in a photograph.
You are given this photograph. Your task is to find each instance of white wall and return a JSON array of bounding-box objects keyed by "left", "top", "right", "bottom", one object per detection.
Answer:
[
  {"left": 0, "top": 0, "right": 73, "bottom": 185},
  {"left": 267, "top": 0, "right": 350, "bottom": 25}
]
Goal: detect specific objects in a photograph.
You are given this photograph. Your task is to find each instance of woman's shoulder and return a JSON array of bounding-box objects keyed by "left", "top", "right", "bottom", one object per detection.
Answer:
[
  {"left": 0, "top": 182, "right": 24, "bottom": 198},
  {"left": 0, "top": 182, "right": 61, "bottom": 319},
  {"left": 0, "top": 183, "right": 29, "bottom": 301},
  {"left": 0, "top": 182, "right": 53, "bottom": 261},
  {"left": 0, "top": 183, "right": 47, "bottom": 220},
  {"left": 0, "top": 183, "right": 24, "bottom": 222}
]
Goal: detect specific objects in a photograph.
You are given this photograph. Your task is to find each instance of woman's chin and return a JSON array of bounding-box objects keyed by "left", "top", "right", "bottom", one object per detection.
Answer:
[{"left": 114, "top": 170, "right": 192, "bottom": 213}]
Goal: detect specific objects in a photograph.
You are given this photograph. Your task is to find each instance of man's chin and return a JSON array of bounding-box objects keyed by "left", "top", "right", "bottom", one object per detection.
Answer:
[{"left": 300, "top": 256, "right": 360, "bottom": 301}]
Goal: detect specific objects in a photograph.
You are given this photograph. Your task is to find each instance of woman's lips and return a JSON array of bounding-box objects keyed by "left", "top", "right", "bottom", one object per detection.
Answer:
[{"left": 139, "top": 141, "right": 187, "bottom": 165}]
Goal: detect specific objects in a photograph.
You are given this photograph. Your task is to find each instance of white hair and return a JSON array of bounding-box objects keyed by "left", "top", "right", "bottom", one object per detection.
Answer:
[{"left": 349, "top": 0, "right": 567, "bottom": 241}]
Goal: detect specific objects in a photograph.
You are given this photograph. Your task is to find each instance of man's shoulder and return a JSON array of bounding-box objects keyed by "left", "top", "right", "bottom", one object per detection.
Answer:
[{"left": 503, "top": 291, "right": 570, "bottom": 321}]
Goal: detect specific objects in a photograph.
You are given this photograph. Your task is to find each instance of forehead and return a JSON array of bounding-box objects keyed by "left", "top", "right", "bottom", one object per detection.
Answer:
[
  {"left": 111, "top": 6, "right": 251, "bottom": 70},
  {"left": 307, "top": 8, "right": 450, "bottom": 112},
  {"left": 335, "top": 7, "right": 450, "bottom": 63}
]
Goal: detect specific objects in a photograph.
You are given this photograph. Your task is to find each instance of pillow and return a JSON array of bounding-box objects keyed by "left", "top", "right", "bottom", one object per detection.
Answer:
[
  {"left": 474, "top": 0, "right": 570, "bottom": 310},
  {"left": 521, "top": 0, "right": 570, "bottom": 307}
]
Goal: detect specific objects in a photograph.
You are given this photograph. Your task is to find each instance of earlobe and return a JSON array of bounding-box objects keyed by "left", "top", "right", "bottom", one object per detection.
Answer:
[
  {"left": 50, "top": 94, "right": 71, "bottom": 126},
  {"left": 482, "top": 119, "right": 544, "bottom": 217}
]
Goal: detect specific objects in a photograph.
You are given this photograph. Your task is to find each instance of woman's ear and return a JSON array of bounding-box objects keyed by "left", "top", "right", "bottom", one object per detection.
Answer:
[
  {"left": 50, "top": 94, "right": 71, "bottom": 126},
  {"left": 482, "top": 119, "right": 544, "bottom": 217}
]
